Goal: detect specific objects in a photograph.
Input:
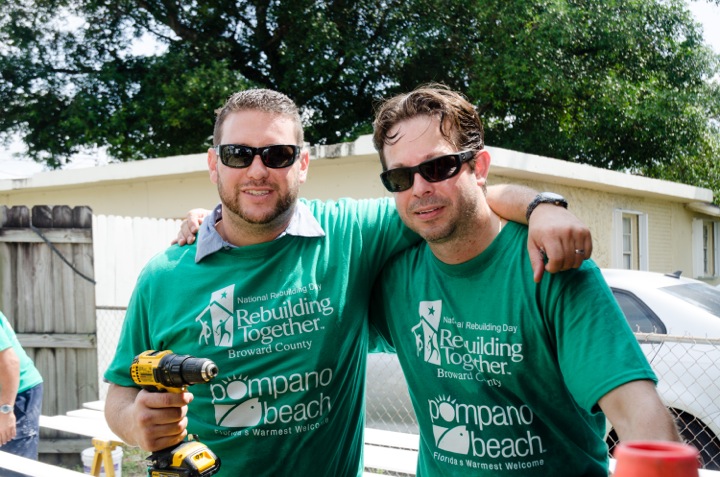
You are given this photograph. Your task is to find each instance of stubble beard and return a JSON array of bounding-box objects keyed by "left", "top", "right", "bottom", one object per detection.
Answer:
[
  {"left": 422, "top": 223, "right": 457, "bottom": 244},
  {"left": 409, "top": 193, "right": 478, "bottom": 245},
  {"left": 219, "top": 180, "right": 298, "bottom": 226}
]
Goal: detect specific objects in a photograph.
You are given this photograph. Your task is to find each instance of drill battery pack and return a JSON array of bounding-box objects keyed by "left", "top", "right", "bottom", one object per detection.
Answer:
[{"left": 148, "top": 439, "right": 221, "bottom": 477}]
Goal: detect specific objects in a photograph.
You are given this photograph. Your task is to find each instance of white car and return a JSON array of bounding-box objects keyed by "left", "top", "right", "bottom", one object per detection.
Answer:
[{"left": 601, "top": 268, "right": 720, "bottom": 470}]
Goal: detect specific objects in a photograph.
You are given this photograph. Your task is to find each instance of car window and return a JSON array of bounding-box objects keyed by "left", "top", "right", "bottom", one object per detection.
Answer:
[
  {"left": 660, "top": 283, "right": 720, "bottom": 319},
  {"left": 610, "top": 289, "right": 667, "bottom": 334}
]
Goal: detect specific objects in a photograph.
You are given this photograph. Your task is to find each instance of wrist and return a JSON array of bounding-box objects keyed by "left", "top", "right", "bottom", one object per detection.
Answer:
[{"left": 526, "top": 192, "right": 568, "bottom": 222}]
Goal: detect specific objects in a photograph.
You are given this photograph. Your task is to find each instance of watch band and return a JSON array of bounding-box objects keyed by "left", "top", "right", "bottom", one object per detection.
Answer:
[
  {"left": 0, "top": 404, "right": 13, "bottom": 414},
  {"left": 525, "top": 192, "right": 568, "bottom": 222}
]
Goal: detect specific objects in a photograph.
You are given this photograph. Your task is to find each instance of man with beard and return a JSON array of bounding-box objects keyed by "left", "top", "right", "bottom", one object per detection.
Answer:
[{"left": 368, "top": 84, "right": 680, "bottom": 476}]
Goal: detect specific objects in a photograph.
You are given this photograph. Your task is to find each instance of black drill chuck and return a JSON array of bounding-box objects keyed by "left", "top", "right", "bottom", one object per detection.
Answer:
[
  {"left": 155, "top": 353, "right": 219, "bottom": 388},
  {"left": 131, "top": 350, "right": 219, "bottom": 393}
]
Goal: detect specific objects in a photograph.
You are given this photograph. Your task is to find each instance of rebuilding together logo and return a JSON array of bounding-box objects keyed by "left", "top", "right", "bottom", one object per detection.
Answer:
[
  {"left": 193, "top": 286, "right": 334, "bottom": 429},
  {"left": 412, "top": 300, "right": 546, "bottom": 462}
]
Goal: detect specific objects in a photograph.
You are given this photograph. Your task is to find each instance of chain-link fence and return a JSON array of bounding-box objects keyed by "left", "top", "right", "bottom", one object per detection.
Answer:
[
  {"left": 97, "top": 307, "right": 128, "bottom": 400},
  {"left": 607, "top": 333, "right": 720, "bottom": 470},
  {"left": 96, "top": 309, "right": 720, "bottom": 469}
]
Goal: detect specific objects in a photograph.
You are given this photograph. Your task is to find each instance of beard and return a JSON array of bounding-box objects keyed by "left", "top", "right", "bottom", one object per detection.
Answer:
[
  {"left": 218, "top": 178, "right": 298, "bottom": 226},
  {"left": 421, "top": 222, "right": 458, "bottom": 244},
  {"left": 405, "top": 191, "right": 479, "bottom": 244}
]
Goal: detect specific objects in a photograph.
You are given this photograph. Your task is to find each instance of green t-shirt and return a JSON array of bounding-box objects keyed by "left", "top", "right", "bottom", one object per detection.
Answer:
[
  {"left": 370, "top": 221, "right": 656, "bottom": 477},
  {"left": 104, "top": 198, "right": 416, "bottom": 477},
  {"left": 0, "top": 312, "right": 43, "bottom": 394}
]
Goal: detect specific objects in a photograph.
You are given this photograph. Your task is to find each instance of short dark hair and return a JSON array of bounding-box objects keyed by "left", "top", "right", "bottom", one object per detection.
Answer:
[
  {"left": 372, "top": 83, "right": 484, "bottom": 168},
  {"left": 213, "top": 89, "right": 304, "bottom": 146}
]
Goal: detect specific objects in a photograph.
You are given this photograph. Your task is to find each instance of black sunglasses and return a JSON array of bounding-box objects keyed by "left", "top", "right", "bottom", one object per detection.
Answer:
[
  {"left": 380, "top": 150, "right": 475, "bottom": 192},
  {"left": 214, "top": 144, "right": 300, "bottom": 169}
]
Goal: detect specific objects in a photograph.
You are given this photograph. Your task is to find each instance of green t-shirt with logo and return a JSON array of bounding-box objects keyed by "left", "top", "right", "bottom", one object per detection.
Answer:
[
  {"left": 370, "top": 221, "right": 656, "bottom": 477},
  {"left": 104, "top": 198, "right": 416, "bottom": 477}
]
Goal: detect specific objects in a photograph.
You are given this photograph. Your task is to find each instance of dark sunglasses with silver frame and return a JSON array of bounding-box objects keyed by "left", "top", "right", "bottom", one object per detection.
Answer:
[
  {"left": 380, "top": 150, "right": 476, "bottom": 192},
  {"left": 214, "top": 144, "right": 301, "bottom": 169}
]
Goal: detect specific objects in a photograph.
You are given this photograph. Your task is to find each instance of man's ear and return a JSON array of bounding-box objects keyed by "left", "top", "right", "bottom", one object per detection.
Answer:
[
  {"left": 297, "top": 149, "right": 310, "bottom": 183},
  {"left": 474, "top": 149, "right": 491, "bottom": 184},
  {"left": 208, "top": 147, "right": 219, "bottom": 184}
]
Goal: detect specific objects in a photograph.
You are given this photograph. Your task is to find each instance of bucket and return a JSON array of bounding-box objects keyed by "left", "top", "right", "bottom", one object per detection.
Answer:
[
  {"left": 613, "top": 441, "right": 699, "bottom": 477},
  {"left": 81, "top": 446, "right": 123, "bottom": 477}
]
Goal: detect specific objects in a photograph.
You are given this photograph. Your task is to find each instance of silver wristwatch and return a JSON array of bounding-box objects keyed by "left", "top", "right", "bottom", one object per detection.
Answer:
[
  {"left": 0, "top": 404, "right": 13, "bottom": 414},
  {"left": 526, "top": 192, "right": 568, "bottom": 222}
]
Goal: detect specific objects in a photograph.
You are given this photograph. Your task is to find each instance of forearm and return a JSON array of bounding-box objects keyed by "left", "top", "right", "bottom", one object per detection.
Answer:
[
  {"left": 600, "top": 380, "right": 681, "bottom": 442},
  {"left": 105, "top": 383, "right": 143, "bottom": 446},
  {"left": 486, "top": 184, "right": 538, "bottom": 224},
  {"left": 0, "top": 348, "right": 20, "bottom": 444},
  {"left": 0, "top": 348, "right": 20, "bottom": 405},
  {"left": 611, "top": 404, "right": 680, "bottom": 442}
]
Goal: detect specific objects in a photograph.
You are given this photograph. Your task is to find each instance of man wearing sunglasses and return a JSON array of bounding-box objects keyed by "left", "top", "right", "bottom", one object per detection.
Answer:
[
  {"left": 368, "top": 84, "right": 680, "bottom": 477},
  {"left": 104, "top": 88, "right": 594, "bottom": 476}
]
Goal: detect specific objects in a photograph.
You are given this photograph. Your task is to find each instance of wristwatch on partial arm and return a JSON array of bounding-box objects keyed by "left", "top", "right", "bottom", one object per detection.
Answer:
[
  {"left": 0, "top": 404, "right": 13, "bottom": 414},
  {"left": 525, "top": 192, "right": 568, "bottom": 222}
]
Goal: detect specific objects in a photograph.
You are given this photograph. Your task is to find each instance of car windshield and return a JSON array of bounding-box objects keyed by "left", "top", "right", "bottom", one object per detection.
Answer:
[{"left": 661, "top": 283, "right": 720, "bottom": 318}]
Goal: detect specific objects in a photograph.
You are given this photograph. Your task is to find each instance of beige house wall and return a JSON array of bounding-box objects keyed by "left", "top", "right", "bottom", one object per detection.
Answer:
[
  {"left": 0, "top": 153, "right": 388, "bottom": 219},
  {"left": 1, "top": 136, "right": 718, "bottom": 283},
  {"left": 484, "top": 180, "right": 694, "bottom": 275}
]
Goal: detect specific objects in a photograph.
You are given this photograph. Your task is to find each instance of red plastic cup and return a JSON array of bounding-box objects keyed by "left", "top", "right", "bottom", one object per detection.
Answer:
[{"left": 613, "top": 441, "right": 700, "bottom": 477}]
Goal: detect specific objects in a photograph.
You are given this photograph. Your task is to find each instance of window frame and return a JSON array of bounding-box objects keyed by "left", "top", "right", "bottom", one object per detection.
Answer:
[
  {"left": 693, "top": 218, "right": 720, "bottom": 279},
  {"left": 613, "top": 209, "right": 649, "bottom": 270}
]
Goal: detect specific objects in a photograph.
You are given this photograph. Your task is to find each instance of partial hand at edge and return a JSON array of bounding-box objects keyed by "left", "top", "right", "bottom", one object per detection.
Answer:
[
  {"left": 0, "top": 412, "right": 17, "bottom": 446},
  {"left": 527, "top": 204, "right": 593, "bottom": 283},
  {"left": 171, "top": 208, "right": 212, "bottom": 246}
]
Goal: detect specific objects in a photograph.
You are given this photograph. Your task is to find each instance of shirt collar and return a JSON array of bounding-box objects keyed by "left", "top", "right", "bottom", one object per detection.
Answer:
[{"left": 195, "top": 201, "right": 325, "bottom": 263}]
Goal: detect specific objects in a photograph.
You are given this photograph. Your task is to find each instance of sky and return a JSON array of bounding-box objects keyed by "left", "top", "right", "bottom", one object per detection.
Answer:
[
  {"left": 689, "top": 0, "right": 720, "bottom": 50},
  {"left": 2, "top": 1, "right": 720, "bottom": 177}
]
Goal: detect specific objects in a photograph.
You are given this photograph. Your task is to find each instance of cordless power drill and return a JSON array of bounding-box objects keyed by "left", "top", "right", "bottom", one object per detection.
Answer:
[{"left": 130, "top": 350, "right": 221, "bottom": 477}]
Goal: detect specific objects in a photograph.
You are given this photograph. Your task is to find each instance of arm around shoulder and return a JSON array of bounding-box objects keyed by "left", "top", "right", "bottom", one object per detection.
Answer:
[
  {"left": 172, "top": 208, "right": 212, "bottom": 246},
  {"left": 487, "top": 184, "right": 592, "bottom": 282},
  {"left": 486, "top": 184, "right": 538, "bottom": 224}
]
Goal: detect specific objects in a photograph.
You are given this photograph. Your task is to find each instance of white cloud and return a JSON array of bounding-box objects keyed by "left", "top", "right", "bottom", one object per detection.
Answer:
[{"left": 689, "top": 0, "right": 720, "bottom": 53}]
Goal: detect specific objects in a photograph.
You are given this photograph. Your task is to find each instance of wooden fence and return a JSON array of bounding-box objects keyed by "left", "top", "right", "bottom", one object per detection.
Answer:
[{"left": 0, "top": 205, "right": 97, "bottom": 466}]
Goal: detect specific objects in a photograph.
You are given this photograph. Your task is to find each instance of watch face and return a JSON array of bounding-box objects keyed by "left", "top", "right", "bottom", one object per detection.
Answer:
[{"left": 0, "top": 404, "right": 12, "bottom": 414}]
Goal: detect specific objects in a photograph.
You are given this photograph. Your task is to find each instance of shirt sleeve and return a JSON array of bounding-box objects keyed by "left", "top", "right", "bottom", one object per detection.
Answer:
[
  {"left": 544, "top": 264, "right": 657, "bottom": 412},
  {"left": 353, "top": 197, "right": 420, "bottom": 277},
  {"left": 0, "top": 315, "right": 13, "bottom": 351}
]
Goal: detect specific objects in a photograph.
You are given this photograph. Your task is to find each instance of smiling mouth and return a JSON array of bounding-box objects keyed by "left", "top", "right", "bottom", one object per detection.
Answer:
[
  {"left": 413, "top": 206, "right": 442, "bottom": 217},
  {"left": 414, "top": 206, "right": 442, "bottom": 216},
  {"left": 245, "top": 190, "right": 271, "bottom": 196}
]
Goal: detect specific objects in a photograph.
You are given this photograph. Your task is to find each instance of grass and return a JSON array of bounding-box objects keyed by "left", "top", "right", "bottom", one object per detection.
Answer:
[{"left": 120, "top": 445, "right": 149, "bottom": 477}]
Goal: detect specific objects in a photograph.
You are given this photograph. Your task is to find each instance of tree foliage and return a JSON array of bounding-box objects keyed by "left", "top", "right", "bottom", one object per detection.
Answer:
[{"left": 1, "top": 0, "right": 719, "bottom": 203}]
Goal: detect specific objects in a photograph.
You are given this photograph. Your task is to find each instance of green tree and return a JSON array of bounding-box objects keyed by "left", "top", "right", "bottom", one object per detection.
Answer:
[
  {"left": 462, "top": 0, "right": 720, "bottom": 202},
  {"left": 0, "top": 0, "right": 718, "bottom": 203}
]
